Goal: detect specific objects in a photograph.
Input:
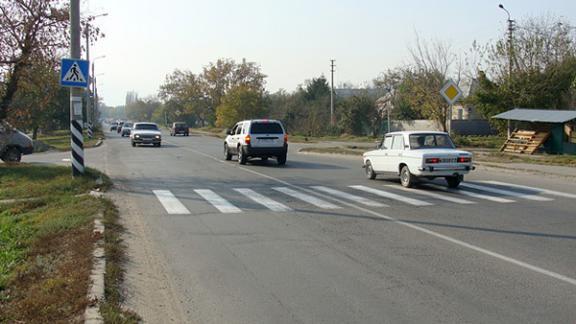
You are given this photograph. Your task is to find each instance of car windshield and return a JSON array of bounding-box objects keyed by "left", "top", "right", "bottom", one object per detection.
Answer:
[
  {"left": 409, "top": 134, "right": 455, "bottom": 149},
  {"left": 250, "top": 122, "right": 283, "bottom": 134},
  {"left": 134, "top": 124, "right": 158, "bottom": 130},
  {"left": 124, "top": 123, "right": 133, "bottom": 128}
]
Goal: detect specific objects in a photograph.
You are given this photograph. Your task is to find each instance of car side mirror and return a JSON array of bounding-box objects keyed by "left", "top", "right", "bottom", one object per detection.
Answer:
[{"left": 404, "top": 145, "right": 410, "bottom": 149}]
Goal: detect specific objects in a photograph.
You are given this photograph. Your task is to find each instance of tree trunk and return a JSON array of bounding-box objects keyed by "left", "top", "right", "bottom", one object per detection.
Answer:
[
  {"left": 32, "top": 126, "right": 39, "bottom": 140},
  {"left": 0, "top": 60, "right": 26, "bottom": 121}
]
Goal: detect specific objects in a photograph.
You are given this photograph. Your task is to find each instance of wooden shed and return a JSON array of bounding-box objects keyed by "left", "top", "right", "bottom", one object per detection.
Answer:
[{"left": 493, "top": 108, "right": 576, "bottom": 155}]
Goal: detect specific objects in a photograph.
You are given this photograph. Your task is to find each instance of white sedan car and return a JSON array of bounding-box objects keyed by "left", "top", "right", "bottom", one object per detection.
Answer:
[{"left": 362, "top": 131, "right": 474, "bottom": 188}]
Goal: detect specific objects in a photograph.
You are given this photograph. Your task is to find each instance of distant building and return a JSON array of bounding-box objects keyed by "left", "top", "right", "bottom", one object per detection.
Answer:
[
  {"left": 450, "top": 79, "right": 482, "bottom": 120},
  {"left": 125, "top": 91, "right": 138, "bottom": 106}
]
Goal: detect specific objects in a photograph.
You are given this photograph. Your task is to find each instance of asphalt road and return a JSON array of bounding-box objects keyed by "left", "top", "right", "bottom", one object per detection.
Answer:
[{"left": 25, "top": 129, "right": 576, "bottom": 323}]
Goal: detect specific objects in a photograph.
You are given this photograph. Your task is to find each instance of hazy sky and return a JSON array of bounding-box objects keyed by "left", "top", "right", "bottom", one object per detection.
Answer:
[{"left": 85, "top": 0, "right": 576, "bottom": 106}]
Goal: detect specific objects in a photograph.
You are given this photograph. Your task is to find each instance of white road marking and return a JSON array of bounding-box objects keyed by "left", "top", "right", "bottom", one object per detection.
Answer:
[
  {"left": 234, "top": 188, "right": 292, "bottom": 212},
  {"left": 425, "top": 183, "right": 516, "bottom": 203},
  {"left": 383, "top": 185, "right": 475, "bottom": 204},
  {"left": 62, "top": 158, "right": 71, "bottom": 162},
  {"left": 311, "top": 186, "right": 388, "bottom": 207},
  {"left": 480, "top": 181, "right": 576, "bottom": 199},
  {"left": 175, "top": 145, "right": 576, "bottom": 287},
  {"left": 461, "top": 183, "right": 553, "bottom": 202},
  {"left": 194, "top": 189, "right": 242, "bottom": 213},
  {"left": 350, "top": 185, "right": 433, "bottom": 206},
  {"left": 153, "top": 190, "right": 191, "bottom": 215},
  {"left": 273, "top": 187, "right": 341, "bottom": 209}
]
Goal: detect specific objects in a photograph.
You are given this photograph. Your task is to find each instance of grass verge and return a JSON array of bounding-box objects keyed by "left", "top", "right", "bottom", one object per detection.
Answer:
[
  {"left": 0, "top": 164, "right": 139, "bottom": 323},
  {"left": 35, "top": 129, "right": 104, "bottom": 152},
  {"left": 0, "top": 164, "right": 109, "bottom": 322}
]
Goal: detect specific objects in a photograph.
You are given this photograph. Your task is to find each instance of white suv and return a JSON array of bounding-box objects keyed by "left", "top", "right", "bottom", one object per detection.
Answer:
[{"left": 224, "top": 119, "right": 288, "bottom": 165}]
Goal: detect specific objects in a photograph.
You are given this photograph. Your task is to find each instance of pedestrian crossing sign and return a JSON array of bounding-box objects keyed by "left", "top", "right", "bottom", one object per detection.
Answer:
[{"left": 60, "top": 58, "right": 89, "bottom": 88}]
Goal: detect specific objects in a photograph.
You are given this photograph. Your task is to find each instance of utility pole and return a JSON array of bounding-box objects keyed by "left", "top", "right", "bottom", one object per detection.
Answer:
[
  {"left": 330, "top": 59, "right": 335, "bottom": 126},
  {"left": 69, "top": 0, "right": 84, "bottom": 176}
]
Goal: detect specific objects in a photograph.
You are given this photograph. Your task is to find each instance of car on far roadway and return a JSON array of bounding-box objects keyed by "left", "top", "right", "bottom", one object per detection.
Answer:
[
  {"left": 0, "top": 121, "right": 34, "bottom": 163},
  {"left": 170, "top": 122, "right": 189, "bottom": 136},
  {"left": 130, "top": 122, "right": 162, "bottom": 147},
  {"left": 109, "top": 122, "right": 118, "bottom": 131},
  {"left": 362, "top": 131, "right": 474, "bottom": 188},
  {"left": 116, "top": 121, "right": 125, "bottom": 133},
  {"left": 224, "top": 119, "right": 288, "bottom": 165},
  {"left": 120, "top": 122, "right": 133, "bottom": 137}
]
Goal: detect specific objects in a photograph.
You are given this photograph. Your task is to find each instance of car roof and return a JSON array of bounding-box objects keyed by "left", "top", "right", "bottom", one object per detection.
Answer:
[
  {"left": 133, "top": 122, "right": 157, "bottom": 126},
  {"left": 386, "top": 131, "right": 448, "bottom": 136},
  {"left": 238, "top": 119, "right": 282, "bottom": 124}
]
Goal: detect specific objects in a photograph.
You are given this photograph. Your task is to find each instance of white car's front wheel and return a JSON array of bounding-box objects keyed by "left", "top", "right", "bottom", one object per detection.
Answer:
[{"left": 365, "top": 161, "right": 376, "bottom": 180}]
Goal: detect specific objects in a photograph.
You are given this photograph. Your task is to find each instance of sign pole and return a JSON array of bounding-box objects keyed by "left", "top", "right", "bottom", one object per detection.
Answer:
[{"left": 69, "top": 0, "right": 84, "bottom": 176}]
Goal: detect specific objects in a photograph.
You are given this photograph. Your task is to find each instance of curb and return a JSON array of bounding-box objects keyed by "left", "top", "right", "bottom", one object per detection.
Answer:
[
  {"left": 93, "top": 138, "right": 104, "bottom": 147},
  {"left": 84, "top": 211, "right": 106, "bottom": 324}
]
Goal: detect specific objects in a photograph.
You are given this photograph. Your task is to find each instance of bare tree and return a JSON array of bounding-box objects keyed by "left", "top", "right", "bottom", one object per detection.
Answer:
[{"left": 405, "top": 35, "right": 462, "bottom": 131}]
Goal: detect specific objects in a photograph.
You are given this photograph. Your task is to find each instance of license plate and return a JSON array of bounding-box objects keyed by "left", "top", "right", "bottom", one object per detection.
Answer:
[{"left": 441, "top": 158, "right": 457, "bottom": 163}]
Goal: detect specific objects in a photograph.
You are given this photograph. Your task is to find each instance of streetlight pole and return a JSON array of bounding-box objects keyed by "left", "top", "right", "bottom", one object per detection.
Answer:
[
  {"left": 499, "top": 4, "right": 515, "bottom": 78},
  {"left": 92, "top": 57, "right": 105, "bottom": 127},
  {"left": 84, "top": 13, "right": 107, "bottom": 138}
]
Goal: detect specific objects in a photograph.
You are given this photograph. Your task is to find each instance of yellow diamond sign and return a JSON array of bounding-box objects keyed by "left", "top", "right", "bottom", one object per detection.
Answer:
[{"left": 440, "top": 80, "right": 462, "bottom": 105}]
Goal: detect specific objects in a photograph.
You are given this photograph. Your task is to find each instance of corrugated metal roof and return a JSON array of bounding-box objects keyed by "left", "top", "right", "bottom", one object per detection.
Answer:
[{"left": 492, "top": 108, "right": 576, "bottom": 123}]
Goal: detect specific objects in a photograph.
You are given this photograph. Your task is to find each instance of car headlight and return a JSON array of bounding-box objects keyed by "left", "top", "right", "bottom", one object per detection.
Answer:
[
  {"left": 155, "top": 135, "right": 161, "bottom": 139},
  {"left": 135, "top": 134, "right": 140, "bottom": 138}
]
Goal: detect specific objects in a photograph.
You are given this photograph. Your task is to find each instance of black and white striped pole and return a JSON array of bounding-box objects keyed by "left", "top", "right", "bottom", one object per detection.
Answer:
[{"left": 71, "top": 97, "right": 85, "bottom": 175}]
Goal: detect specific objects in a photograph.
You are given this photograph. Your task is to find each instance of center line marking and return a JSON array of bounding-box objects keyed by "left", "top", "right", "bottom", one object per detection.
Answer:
[{"left": 176, "top": 144, "right": 576, "bottom": 287}]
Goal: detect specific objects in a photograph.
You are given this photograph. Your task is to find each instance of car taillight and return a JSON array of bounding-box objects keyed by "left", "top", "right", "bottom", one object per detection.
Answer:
[
  {"left": 284, "top": 134, "right": 288, "bottom": 143},
  {"left": 425, "top": 158, "right": 440, "bottom": 164},
  {"left": 458, "top": 156, "right": 471, "bottom": 163},
  {"left": 245, "top": 135, "right": 251, "bottom": 145}
]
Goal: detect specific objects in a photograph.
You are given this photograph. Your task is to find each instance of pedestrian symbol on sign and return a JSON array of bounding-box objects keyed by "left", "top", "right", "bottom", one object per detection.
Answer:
[{"left": 63, "top": 62, "right": 86, "bottom": 83}]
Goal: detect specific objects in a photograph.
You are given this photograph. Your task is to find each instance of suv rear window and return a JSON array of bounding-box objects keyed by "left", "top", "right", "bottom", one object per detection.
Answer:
[{"left": 250, "top": 122, "right": 283, "bottom": 134}]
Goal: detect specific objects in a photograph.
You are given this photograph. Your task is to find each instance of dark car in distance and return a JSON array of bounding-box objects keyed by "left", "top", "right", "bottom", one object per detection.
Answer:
[{"left": 170, "top": 122, "right": 189, "bottom": 136}]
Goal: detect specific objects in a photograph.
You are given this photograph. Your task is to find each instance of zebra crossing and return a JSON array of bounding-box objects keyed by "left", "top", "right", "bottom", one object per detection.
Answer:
[{"left": 153, "top": 181, "right": 568, "bottom": 215}]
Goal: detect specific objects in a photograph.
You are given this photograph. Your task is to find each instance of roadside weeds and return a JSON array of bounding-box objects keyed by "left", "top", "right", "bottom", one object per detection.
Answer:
[{"left": 0, "top": 164, "right": 140, "bottom": 323}]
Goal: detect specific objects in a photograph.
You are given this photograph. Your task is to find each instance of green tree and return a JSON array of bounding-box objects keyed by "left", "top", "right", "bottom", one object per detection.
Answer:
[
  {"left": 468, "top": 16, "right": 576, "bottom": 131},
  {"left": 0, "top": 0, "right": 69, "bottom": 121},
  {"left": 215, "top": 85, "right": 266, "bottom": 128},
  {"left": 338, "top": 93, "right": 378, "bottom": 136},
  {"left": 7, "top": 55, "right": 64, "bottom": 138}
]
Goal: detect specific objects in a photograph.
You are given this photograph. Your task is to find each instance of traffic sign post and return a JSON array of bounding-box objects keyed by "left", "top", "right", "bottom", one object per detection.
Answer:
[{"left": 440, "top": 80, "right": 462, "bottom": 134}]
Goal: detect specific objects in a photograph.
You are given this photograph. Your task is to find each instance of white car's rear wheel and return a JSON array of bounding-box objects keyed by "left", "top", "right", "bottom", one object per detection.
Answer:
[{"left": 400, "top": 165, "right": 415, "bottom": 188}]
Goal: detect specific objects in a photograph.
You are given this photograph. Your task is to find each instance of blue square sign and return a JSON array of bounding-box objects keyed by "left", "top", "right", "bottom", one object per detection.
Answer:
[{"left": 60, "top": 58, "right": 89, "bottom": 88}]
